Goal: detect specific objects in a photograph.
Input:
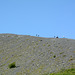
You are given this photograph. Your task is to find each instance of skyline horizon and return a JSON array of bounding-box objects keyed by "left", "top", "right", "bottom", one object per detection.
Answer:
[
  {"left": 0, "top": 0, "right": 75, "bottom": 39},
  {"left": 0, "top": 33, "right": 74, "bottom": 39}
]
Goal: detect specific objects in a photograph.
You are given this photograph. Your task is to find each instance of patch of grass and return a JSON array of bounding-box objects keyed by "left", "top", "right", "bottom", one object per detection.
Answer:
[
  {"left": 36, "top": 42, "right": 38, "bottom": 45},
  {"left": 48, "top": 44, "right": 50, "bottom": 47},
  {"left": 26, "top": 39, "right": 29, "bottom": 40},
  {"left": 50, "top": 52, "right": 53, "bottom": 54},
  {"left": 42, "top": 68, "right": 75, "bottom": 75},
  {"left": 42, "top": 73, "right": 49, "bottom": 75},
  {"left": 48, "top": 68, "right": 75, "bottom": 75},
  {"left": 54, "top": 45, "right": 58, "bottom": 47},
  {"left": 73, "top": 51, "right": 75, "bottom": 53},
  {"left": 8, "top": 62, "right": 16, "bottom": 69},
  {"left": 60, "top": 52, "right": 64, "bottom": 54},
  {"left": 63, "top": 55, "right": 66, "bottom": 57},
  {"left": 43, "top": 44, "right": 46, "bottom": 46},
  {"left": 7, "top": 35, "right": 10, "bottom": 37}
]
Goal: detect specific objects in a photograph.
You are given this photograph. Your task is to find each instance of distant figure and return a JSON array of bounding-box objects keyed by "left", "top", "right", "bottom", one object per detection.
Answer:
[
  {"left": 36, "top": 34, "right": 37, "bottom": 36},
  {"left": 54, "top": 36, "right": 55, "bottom": 38},
  {"left": 36, "top": 34, "right": 39, "bottom": 37},
  {"left": 56, "top": 36, "right": 58, "bottom": 38},
  {"left": 38, "top": 35, "right": 39, "bottom": 37}
]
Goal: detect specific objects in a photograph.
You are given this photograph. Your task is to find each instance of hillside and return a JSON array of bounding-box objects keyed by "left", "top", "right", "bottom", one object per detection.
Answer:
[{"left": 0, "top": 34, "right": 75, "bottom": 75}]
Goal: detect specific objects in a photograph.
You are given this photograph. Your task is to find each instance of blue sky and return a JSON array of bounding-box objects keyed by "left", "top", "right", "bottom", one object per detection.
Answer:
[{"left": 0, "top": 0, "right": 75, "bottom": 39}]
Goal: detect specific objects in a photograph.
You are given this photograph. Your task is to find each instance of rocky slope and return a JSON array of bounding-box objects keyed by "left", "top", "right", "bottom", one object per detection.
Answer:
[{"left": 0, "top": 34, "right": 75, "bottom": 75}]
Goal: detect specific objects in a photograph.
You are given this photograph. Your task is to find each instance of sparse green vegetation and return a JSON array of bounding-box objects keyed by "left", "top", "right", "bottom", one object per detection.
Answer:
[
  {"left": 43, "top": 44, "right": 46, "bottom": 46},
  {"left": 63, "top": 55, "right": 66, "bottom": 57},
  {"left": 26, "top": 39, "right": 29, "bottom": 40},
  {"left": 50, "top": 51, "right": 53, "bottom": 54},
  {"left": 8, "top": 62, "right": 16, "bottom": 69},
  {"left": 49, "top": 68, "right": 75, "bottom": 75},
  {"left": 36, "top": 42, "right": 38, "bottom": 45},
  {"left": 42, "top": 68, "right": 75, "bottom": 75},
  {"left": 7, "top": 35, "right": 10, "bottom": 37},
  {"left": 60, "top": 52, "right": 64, "bottom": 54},
  {"left": 48, "top": 44, "right": 50, "bottom": 47}
]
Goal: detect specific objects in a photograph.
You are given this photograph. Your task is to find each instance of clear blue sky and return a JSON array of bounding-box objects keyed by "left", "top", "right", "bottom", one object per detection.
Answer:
[{"left": 0, "top": 0, "right": 75, "bottom": 39}]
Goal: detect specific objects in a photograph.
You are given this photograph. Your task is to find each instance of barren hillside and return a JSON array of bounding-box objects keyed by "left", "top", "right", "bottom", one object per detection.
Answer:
[{"left": 0, "top": 34, "right": 75, "bottom": 75}]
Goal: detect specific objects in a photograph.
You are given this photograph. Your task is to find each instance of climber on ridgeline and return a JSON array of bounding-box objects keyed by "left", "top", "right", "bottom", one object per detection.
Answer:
[{"left": 56, "top": 36, "right": 58, "bottom": 38}]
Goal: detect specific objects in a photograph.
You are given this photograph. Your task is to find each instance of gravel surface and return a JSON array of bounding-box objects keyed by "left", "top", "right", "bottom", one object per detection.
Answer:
[{"left": 0, "top": 34, "right": 75, "bottom": 75}]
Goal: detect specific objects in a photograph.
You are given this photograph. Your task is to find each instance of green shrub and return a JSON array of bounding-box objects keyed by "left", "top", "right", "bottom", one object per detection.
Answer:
[
  {"left": 53, "top": 55, "right": 56, "bottom": 58},
  {"left": 8, "top": 62, "right": 16, "bottom": 69}
]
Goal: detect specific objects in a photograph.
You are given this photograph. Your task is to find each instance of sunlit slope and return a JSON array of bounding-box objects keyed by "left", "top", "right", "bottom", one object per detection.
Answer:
[{"left": 0, "top": 34, "right": 75, "bottom": 75}]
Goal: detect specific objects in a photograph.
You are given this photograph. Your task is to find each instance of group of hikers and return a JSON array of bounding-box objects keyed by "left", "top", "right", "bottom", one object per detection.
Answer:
[
  {"left": 36, "top": 34, "right": 59, "bottom": 38},
  {"left": 54, "top": 36, "right": 59, "bottom": 38}
]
